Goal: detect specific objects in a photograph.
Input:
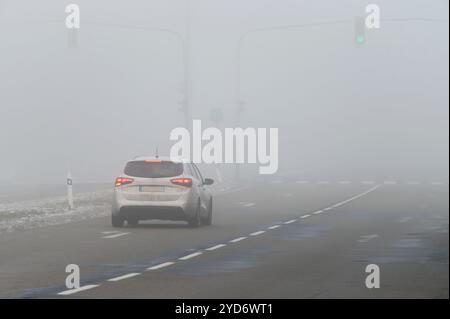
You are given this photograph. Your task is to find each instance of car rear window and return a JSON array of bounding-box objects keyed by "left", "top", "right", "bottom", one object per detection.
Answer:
[{"left": 124, "top": 161, "right": 183, "bottom": 178}]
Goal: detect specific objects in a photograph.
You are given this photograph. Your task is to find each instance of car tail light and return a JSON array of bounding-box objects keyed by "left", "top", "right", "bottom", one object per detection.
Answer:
[
  {"left": 171, "top": 177, "right": 192, "bottom": 187},
  {"left": 115, "top": 177, "right": 134, "bottom": 187}
]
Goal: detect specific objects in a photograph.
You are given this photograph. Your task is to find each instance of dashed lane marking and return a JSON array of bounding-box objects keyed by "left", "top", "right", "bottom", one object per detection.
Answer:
[
  {"left": 229, "top": 237, "right": 247, "bottom": 243},
  {"left": 108, "top": 273, "right": 141, "bottom": 282},
  {"left": 101, "top": 232, "right": 129, "bottom": 239},
  {"left": 249, "top": 231, "right": 266, "bottom": 236},
  {"left": 179, "top": 252, "right": 203, "bottom": 261},
  {"left": 57, "top": 285, "right": 99, "bottom": 296},
  {"left": 205, "top": 244, "right": 226, "bottom": 251},
  {"left": 57, "top": 184, "right": 382, "bottom": 296},
  {"left": 278, "top": 180, "right": 447, "bottom": 186},
  {"left": 147, "top": 262, "right": 175, "bottom": 271}
]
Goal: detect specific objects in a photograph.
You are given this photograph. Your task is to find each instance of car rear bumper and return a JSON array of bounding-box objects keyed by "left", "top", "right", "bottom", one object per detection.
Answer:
[
  {"left": 118, "top": 205, "right": 188, "bottom": 221},
  {"left": 112, "top": 189, "right": 196, "bottom": 221}
]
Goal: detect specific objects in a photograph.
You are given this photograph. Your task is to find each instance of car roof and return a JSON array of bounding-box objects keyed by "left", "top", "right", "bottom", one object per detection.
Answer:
[{"left": 128, "top": 156, "right": 185, "bottom": 163}]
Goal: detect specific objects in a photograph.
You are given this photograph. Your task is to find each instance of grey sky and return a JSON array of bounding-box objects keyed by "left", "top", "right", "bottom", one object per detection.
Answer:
[{"left": 0, "top": 0, "right": 448, "bottom": 183}]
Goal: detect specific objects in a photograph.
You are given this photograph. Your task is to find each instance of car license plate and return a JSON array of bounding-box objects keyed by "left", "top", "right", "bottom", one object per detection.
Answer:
[{"left": 140, "top": 186, "right": 164, "bottom": 192}]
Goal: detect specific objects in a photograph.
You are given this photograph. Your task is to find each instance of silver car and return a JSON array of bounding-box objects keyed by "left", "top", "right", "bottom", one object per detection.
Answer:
[{"left": 112, "top": 156, "right": 214, "bottom": 228}]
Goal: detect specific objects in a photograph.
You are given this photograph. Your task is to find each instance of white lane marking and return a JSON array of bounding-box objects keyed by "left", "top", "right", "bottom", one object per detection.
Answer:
[
  {"left": 57, "top": 185, "right": 382, "bottom": 296},
  {"left": 102, "top": 232, "right": 129, "bottom": 239},
  {"left": 205, "top": 244, "right": 226, "bottom": 251},
  {"left": 360, "top": 185, "right": 381, "bottom": 195},
  {"left": 336, "top": 200, "right": 351, "bottom": 206},
  {"left": 229, "top": 237, "right": 247, "bottom": 243},
  {"left": 267, "top": 225, "right": 281, "bottom": 230},
  {"left": 322, "top": 185, "right": 381, "bottom": 214},
  {"left": 243, "top": 202, "right": 255, "bottom": 207},
  {"left": 179, "top": 251, "right": 203, "bottom": 261},
  {"left": 358, "top": 234, "right": 379, "bottom": 243},
  {"left": 292, "top": 180, "right": 446, "bottom": 186},
  {"left": 283, "top": 219, "right": 297, "bottom": 224},
  {"left": 101, "top": 231, "right": 120, "bottom": 234},
  {"left": 250, "top": 230, "right": 266, "bottom": 236},
  {"left": 313, "top": 210, "right": 323, "bottom": 215},
  {"left": 108, "top": 273, "right": 141, "bottom": 282},
  {"left": 57, "top": 285, "right": 99, "bottom": 296},
  {"left": 147, "top": 262, "right": 175, "bottom": 270}
]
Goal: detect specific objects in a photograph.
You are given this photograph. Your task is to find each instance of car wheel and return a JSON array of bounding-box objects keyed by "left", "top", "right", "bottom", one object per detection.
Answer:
[
  {"left": 202, "top": 198, "right": 213, "bottom": 226},
  {"left": 111, "top": 213, "right": 124, "bottom": 228},
  {"left": 188, "top": 203, "right": 201, "bottom": 228}
]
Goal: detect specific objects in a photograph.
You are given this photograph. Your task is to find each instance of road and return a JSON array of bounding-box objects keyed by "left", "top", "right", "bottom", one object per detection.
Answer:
[{"left": 0, "top": 181, "right": 448, "bottom": 298}]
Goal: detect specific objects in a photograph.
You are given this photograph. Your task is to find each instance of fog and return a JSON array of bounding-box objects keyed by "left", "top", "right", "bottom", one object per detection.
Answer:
[{"left": 0, "top": 0, "right": 448, "bottom": 184}]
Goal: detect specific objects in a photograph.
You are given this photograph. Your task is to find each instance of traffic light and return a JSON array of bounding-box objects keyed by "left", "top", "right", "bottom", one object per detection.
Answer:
[{"left": 354, "top": 16, "right": 366, "bottom": 45}]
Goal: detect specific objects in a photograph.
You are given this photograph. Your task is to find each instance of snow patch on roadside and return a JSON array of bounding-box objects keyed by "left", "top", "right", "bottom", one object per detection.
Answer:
[{"left": 0, "top": 191, "right": 112, "bottom": 234}]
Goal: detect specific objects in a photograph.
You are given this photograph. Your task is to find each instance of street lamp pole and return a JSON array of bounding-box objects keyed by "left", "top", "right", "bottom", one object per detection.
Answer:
[
  {"left": 16, "top": 10, "right": 193, "bottom": 130},
  {"left": 62, "top": 20, "right": 191, "bottom": 130}
]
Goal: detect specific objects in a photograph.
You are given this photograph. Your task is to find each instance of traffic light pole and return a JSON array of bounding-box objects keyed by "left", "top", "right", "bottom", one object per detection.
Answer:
[
  {"left": 184, "top": 0, "right": 192, "bottom": 133},
  {"left": 234, "top": 20, "right": 348, "bottom": 182}
]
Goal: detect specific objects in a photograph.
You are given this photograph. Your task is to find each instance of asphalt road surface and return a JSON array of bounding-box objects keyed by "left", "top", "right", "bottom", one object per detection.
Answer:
[{"left": 0, "top": 182, "right": 448, "bottom": 298}]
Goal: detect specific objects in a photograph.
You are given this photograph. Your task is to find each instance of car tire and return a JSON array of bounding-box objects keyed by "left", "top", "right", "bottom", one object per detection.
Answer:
[
  {"left": 188, "top": 202, "right": 201, "bottom": 228},
  {"left": 112, "top": 213, "right": 124, "bottom": 228},
  {"left": 202, "top": 198, "right": 213, "bottom": 226}
]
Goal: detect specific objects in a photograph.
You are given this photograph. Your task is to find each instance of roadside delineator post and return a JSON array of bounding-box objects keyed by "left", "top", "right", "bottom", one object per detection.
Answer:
[{"left": 67, "top": 172, "right": 74, "bottom": 210}]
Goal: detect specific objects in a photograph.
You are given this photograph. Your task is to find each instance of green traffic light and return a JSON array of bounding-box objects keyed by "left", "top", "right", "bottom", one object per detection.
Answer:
[{"left": 356, "top": 35, "right": 365, "bottom": 44}]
